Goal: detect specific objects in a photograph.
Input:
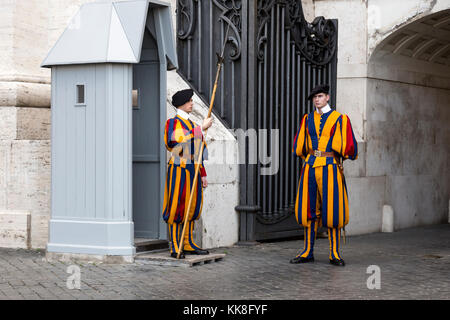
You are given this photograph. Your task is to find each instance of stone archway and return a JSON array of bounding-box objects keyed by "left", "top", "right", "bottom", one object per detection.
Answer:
[{"left": 367, "top": 9, "right": 450, "bottom": 229}]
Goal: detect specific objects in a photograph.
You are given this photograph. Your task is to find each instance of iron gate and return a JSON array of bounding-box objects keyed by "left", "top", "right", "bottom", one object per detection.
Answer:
[{"left": 176, "top": 0, "right": 338, "bottom": 241}]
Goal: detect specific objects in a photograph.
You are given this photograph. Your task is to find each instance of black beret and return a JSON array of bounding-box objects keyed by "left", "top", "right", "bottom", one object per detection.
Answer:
[
  {"left": 172, "top": 89, "right": 194, "bottom": 107},
  {"left": 307, "top": 84, "right": 330, "bottom": 100}
]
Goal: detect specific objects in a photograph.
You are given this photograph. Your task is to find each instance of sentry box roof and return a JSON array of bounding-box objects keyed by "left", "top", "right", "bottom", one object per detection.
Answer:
[{"left": 41, "top": 0, "right": 177, "bottom": 69}]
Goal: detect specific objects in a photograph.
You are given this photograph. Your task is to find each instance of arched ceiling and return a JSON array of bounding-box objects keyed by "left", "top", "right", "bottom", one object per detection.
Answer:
[{"left": 376, "top": 9, "right": 450, "bottom": 66}]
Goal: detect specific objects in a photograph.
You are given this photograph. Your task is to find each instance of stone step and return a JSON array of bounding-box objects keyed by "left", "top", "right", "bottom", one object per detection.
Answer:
[{"left": 134, "top": 238, "right": 168, "bottom": 253}]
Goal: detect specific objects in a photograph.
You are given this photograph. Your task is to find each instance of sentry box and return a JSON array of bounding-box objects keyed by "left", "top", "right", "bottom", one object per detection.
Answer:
[{"left": 41, "top": 0, "right": 177, "bottom": 258}]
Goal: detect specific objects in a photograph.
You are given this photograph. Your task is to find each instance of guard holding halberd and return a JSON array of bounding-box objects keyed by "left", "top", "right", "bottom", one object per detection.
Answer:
[{"left": 162, "top": 89, "right": 213, "bottom": 259}]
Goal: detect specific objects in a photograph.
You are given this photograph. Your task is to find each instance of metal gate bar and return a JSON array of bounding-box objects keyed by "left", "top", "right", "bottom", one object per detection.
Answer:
[{"left": 176, "top": 0, "right": 338, "bottom": 241}]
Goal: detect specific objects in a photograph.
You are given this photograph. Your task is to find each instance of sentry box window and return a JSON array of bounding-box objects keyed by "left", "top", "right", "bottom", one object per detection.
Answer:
[
  {"left": 132, "top": 89, "right": 139, "bottom": 109},
  {"left": 76, "top": 84, "right": 85, "bottom": 104}
]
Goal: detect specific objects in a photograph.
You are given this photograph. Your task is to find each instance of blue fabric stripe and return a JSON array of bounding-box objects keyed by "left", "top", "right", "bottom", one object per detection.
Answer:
[
  {"left": 307, "top": 112, "right": 318, "bottom": 150},
  {"left": 178, "top": 168, "right": 187, "bottom": 222},
  {"left": 307, "top": 155, "right": 316, "bottom": 166},
  {"left": 296, "top": 165, "right": 306, "bottom": 224},
  {"left": 169, "top": 224, "right": 175, "bottom": 253},
  {"left": 329, "top": 228, "right": 336, "bottom": 260},
  {"left": 164, "top": 164, "right": 176, "bottom": 221},
  {"left": 349, "top": 126, "right": 358, "bottom": 160},
  {"left": 178, "top": 223, "right": 182, "bottom": 253},
  {"left": 167, "top": 118, "right": 177, "bottom": 148},
  {"left": 326, "top": 116, "right": 341, "bottom": 152},
  {"left": 308, "top": 166, "right": 318, "bottom": 220},
  {"left": 170, "top": 166, "right": 181, "bottom": 223},
  {"left": 188, "top": 119, "right": 195, "bottom": 159},
  {"left": 299, "top": 220, "right": 315, "bottom": 258},
  {"left": 188, "top": 221, "right": 201, "bottom": 250},
  {"left": 192, "top": 174, "right": 202, "bottom": 220}
]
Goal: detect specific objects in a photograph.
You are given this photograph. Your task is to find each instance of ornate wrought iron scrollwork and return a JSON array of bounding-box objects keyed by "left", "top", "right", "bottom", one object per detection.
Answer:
[
  {"left": 257, "top": 0, "right": 337, "bottom": 65},
  {"left": 256, "top": 0, "right": 276, "bottom": 61},
  {"left": 212, "top": 0, "right": 242, "bottom": 61},
  {"left": 286, "top": 1, "right": 337, "bottom": 65},
  {"left": 177, "top": 0, "right": 196, "bottom": 40}
]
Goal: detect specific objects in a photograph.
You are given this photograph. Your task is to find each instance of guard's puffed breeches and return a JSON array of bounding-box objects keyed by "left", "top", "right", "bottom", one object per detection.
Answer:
[
  {"left": 295, "top": 219, "right": 343, "bottom": 260},
  {"left": 168, "top": 221, "right": 202, "bottom": 254},
  {"left": 295, "top": 163, "right": 349, "bottom": 229}
]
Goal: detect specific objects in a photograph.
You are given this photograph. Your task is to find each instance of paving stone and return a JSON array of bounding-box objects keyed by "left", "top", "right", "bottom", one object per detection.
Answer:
[{"left": 0, "top": 225, "right": 449, "bottom": 299}]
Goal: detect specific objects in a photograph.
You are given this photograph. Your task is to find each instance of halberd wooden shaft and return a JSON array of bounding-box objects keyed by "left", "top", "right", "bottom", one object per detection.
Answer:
[
  {"left": 176, "top": 63, "right": 223, "bottom": 259},
  {"left": 176, "top": 27, "right": 229, "bottom": 259}
]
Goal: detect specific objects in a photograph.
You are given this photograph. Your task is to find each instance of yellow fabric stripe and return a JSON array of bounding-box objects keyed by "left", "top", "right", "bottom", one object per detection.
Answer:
[
  {"left": 168, "top": 166, "right": 181, "bottom": 225},
  {"left": 327, "top": 165, "right": 334, "bottom": 227},
  {"left": 328, "top": 228, "right": 332, "bottom": 260},
  {"left": 344, "top": 183, "right": 349, "bottom": 225},
  {"left": 337, "top": 228, "right": 341, "bottom": 252},
  {"left": 315, "top": 166, "right": 323, "bottom": 214},
  {"left": 162, "top": 168, "right": 169, "bottom": 214},
  {"left": 333, "top": 228, "right": 339, "bottom": 259},
  {"left": 183, "top": 221, "right": 191, "bottom": 249},
  {"left": 178, "top": 116, "right": 194, "bottom": 130},
  {"left": 295, "top": 115, "right": 307, "bottom": 157},
  {"left": 295, "top": 183, "right": 300, "bottom": 224},
  {"left": 165, "top": 166, "right": 175, "bottom": 224},
  {"left": 303, "top": 227, "right": 306, "bottom": 254},
  {"left": 164, "top": 124, "right": 168, "bottom": 150},
  {"left": 170, "top": 223, "right": 180, "bottom": 254},
  {"left": 184, "top": 170, "right": 191, "bottom": 221},
  {"left": 318, "top": 111, "right": 340, "bottom": 151},
  {"left": 301, "top": 220, "right": 312, "bottom": 258},
  {"left": 301, "top": 165, "right": 310, "bottom": 226},
  {"left": 337, "top": 168, "right": 344, "bottom": 227},
  {"left": 331, "top": 118, "right": 342, "bottom": 153}
]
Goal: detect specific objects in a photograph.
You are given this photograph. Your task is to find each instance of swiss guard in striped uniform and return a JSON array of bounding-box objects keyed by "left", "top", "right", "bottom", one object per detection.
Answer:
[
  {"left": 291, "top": 84, "right": 358, "bottom": 266},
  {"left": 162, "top": 89, "right": 213, "bottom": 259}
]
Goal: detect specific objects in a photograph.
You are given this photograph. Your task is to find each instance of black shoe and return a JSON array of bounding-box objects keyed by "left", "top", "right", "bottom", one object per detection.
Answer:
[
  {"left": 329, "top": 258, "right": 345, "bottom": 266},
  {"left": 290, "top": 256, "right": 314, "bottom": 264},
  {"left": 170, "top": 252, "right": 185, "bottom": 259},
  {"left": 184, "top": 249, "right": 209, "bottom": 255}
]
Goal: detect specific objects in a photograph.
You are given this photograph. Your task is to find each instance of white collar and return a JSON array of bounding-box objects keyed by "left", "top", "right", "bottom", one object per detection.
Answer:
[
  {"left": 176, "top": 108, "right": 190, "bottom": 120},
  {"left": 316, "top": 104, "right": 331, "bottom": 114}
]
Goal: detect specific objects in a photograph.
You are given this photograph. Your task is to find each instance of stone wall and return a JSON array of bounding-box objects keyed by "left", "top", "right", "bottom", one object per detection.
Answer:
[
  {"left": 314, "top": 0, "right": 450, "bottom": 234},
  {"left": 0, "top": 0, "right": 239, "bottom": 249},
  {"left": 0, "top": 0, "right": 56, "bottom": 248}
]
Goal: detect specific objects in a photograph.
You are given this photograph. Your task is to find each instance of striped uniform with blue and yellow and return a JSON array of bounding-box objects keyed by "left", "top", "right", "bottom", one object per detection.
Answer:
[
  {"left": 162, "top": 110, "right": 207, "bottom": 254},
  {"left": 292, "top": 105, "right": 357, "bottom": 261}
]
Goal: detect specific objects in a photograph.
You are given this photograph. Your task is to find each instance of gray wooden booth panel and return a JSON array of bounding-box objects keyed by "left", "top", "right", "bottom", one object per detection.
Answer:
[
  {"left": 50, "top": 64, "right": 134, "bottom": 256},
  {"left": 42, "top": 0, "right": 177, "bottom": 257}
]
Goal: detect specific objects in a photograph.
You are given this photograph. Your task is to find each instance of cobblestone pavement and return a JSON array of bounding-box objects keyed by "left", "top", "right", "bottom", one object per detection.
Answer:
[{"left": 0, "top": 224, "right": 449, "bottom": 300}]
